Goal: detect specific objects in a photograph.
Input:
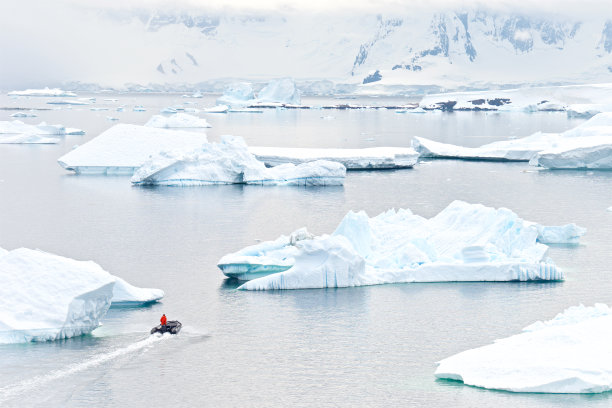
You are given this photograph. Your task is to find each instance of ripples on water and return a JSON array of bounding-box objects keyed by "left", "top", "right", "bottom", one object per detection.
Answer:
[{"left": 0, "top": 94, "right": 611, "bottom": 407}]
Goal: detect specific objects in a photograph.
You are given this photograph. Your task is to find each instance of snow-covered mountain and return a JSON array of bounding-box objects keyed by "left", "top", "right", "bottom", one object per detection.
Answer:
[{"left": 3, "top": 3, "right": 612, "bottom": 93}]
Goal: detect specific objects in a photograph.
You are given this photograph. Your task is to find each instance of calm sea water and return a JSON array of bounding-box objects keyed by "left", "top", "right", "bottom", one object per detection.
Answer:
[{"left": 0, "top": 94, "right": 611, "bottom": 407}]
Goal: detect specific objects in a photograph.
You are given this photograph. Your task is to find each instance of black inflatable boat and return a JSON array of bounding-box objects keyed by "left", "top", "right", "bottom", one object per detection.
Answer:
[{"left": 151, "top": 320, "right": 182, "bottom": 335}]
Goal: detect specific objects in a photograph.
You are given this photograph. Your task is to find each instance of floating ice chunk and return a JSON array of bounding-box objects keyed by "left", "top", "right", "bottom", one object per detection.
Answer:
[
  {"left": 223, "top": 201, "right": 574, "bottom": 290},
  {"left": 218, "top": 228, "right": 313, "bottom": 280},
  {"left": 435, "top": 304, "right": 612, "bottom": 393},
  {"left": 0, "top": 120, "right": 83, "bottom": 143},
  {"left": 0, "top": 134, "right": 59, "bottom": 144},
  {"left": 535, "top": 224, "right": 586, "bottom": 244},
  {"left": 8, "top": 88, "right": 76, "bottom": 97},
  {"left": 47, "top": 100, "right": 89, "bottom": 106},
  {"left": 203, "top": 105, "right": 229, "bottom": 113},
  {"left": 111, "top": 277, "right": 164, "bottom": 307},
  {"left": 133, "top": 105, "right": 146, "bottom": 112},
  {"left": 58, "top": 124, "right": 208, "bottom": 175},
  {"left": 0, "top": 248, "right": 115, "bottom": 344},
  {"left": 249, "top": 146, "right": 419, "bottom": 169},
  {"left": 608, "top": 206, "right": 612, "bottom": 212},
  {"left": 131, "top": 135, "right": 346, "bottom": 186},
  {"left": 228, "top": 108, "right": 263, "bottom": 113},
  {"left": 415, "top": 113, "right": 612, "bottom": 164},
  {"left": 10, "top": 111, "right": 37, "bottom": 118},
  {"left": 255, "top": 78, "right": 301, "bottom": 105},
  {"left": 145, "top": 113, "right": 211, "bottom": 128},
  {"left": 216, "top": 82, "right": 255, "bottom": 107},
  {"left": 566, "top": 104, "right": 608, "bottom": 119}
]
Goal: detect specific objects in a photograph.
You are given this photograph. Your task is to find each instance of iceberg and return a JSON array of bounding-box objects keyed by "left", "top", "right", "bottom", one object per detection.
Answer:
[
  {"left": 0, "top": 248, "right": 114, "bottom": 344},
  {"left": 219, "top": 201, "right": 582, "bottom": 290},
  {"left": 414, "top": 112, "right": 612, "bottom": 165},
  {"left": 58, "top": 124, "right": 208, "bottom": 175},
  {"left": 435, "top": 304, "right": 612, "bottom": 393},
  {"left": 0, "top": 120, "right": 84, "bottom": 144},
  {"left": 10, "top": 111, "right": 37, "bottom": 118},
  {"left": 535, "top": 224, "right": 586, "bottom": 244},
  {"left": 47, "top": 100, "right": 90, "bottom": 106},
  {"left": 203, "top": 105, "right": 229, "bottom": 113},
  {"left": 249, "top": 146, "right": 419, "bottom": 169},
  {"left": 111, "top": 277, "right": 164, "bottom": 307},
  {"left": 254, "top": 78, "right": 301, "bottom": 105},
  {"left": 216, "top": 82, "right": 255, "bottom": 107},
  {"left": 144, "top": 113, "right": 211, "bottom": 129},
  {"left": 0, "top": 247, "right": 164, "bottom": 343},
  {"left": 131, "top": 135, "right": 346, "bottom": 186},
  {"left": 8, "top": 88, "right": 76, "bottom": 97}
]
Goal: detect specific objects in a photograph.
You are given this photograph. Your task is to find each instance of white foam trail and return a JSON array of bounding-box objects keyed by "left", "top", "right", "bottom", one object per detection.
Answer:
[{"left": 0, "top": 334, "right": 171, "bottom": 403}]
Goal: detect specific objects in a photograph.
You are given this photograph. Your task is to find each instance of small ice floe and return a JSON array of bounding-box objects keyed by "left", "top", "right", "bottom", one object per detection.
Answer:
[
  {"left": 133, "top": 105, "right": 146, "bottom": 112},
  {"left": 8, "top": 88, "right": 77, "bottom": 97},
  {"left": 203, "top": 105, "right": 229, "bottom": 113}
]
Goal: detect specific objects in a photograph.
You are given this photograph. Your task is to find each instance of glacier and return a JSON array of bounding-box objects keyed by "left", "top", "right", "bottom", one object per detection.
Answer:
[
  {"left": 435, "top": 304, "right": 612, "bottom": 393},
  {"left": 131, "top": 135, "right": 346, "bottom": 186},
  {"left": 0, "top": 247, "right": 164, "bottom": 343},
  {"left": 248, "top": 146, "right": 419, "bottom": 170},
  {"left": 57, "top": 124, "right": 208, "bottom": 175},
  {"left": 8, "top": 88, "right": 77, "bottom": 97},
  {"left": 144, "top": 113, "right": 211, "bottom": 128},
  {"left": 218, "top": 201, "right": 584, "bottom": 290},
  {"left": 414, "top": 112, "right": 612, "bottom": 167}
]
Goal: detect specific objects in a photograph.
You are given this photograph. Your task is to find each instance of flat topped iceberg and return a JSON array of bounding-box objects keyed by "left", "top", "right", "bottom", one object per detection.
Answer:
[
  {"left": 131, "top": 135, "right": 346, "bottom": 186},
  {"left": 58, "top": 124, "right": 208, "bottom": 175},
  {"left": 144, "top": 113, "right": 211, "bottom": 129},
  {"left": 414, "top": 112, "right": 612, "bottom": 165},
  {"left": 8, "top": 88, "right": 76, "bottom": 97},
  {"left": 220, "top": 201, "right": 584, "bottom": 290},
  {"left": 0, "top": 120, "right": 84, "bottom": 144},
  {"left": 0, "top": 248, "right": 115, "bottom": 344},
  {"left": 249, "top": 146, "right": 419, "bottom": 169},
  {"left": 0, "top": 247, "right": 164, "bottom": 343},
  {"left": 435, "top": 304, "right": 612, "bottom": 393}
]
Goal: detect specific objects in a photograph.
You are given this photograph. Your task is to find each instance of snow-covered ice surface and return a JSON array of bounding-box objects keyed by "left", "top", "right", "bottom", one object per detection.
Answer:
[
  {"left": 58, "top": 124, "right": 208, "bottom": 175},
  {"left": 218, "top": 201, "right": 584, "bottom": 289},
  {"left": 0, "top": 246, "right": 165, "bottom": 343},
  {"left": 0, "top": 248, "right": 115, "bottom": 344},
  {"left": 0, "top": 120, "right": 84, "bottom": 144},
  {"left": 144, "top": 113, "right": 211, "bottom": 128},
  {"left": 435, "top": 304, "right": 612, "bottom": 393},
  {"left": 414, "top": 112, "right": 612, "bottom": 167},
  {"left": 111, "top": 277, "right": 164, "bottom": 307},
  {"left": 249, "top": 146, "right": 419, "bottom": 169},
  {"left": 202, "top": 105, "right": 229, "bottom": 113},
  {"left": 131, "top": 135, "right": 346, "bottom": 186},
  {"left": 8, "top": 88, "right": 76, "bottom": 97}
]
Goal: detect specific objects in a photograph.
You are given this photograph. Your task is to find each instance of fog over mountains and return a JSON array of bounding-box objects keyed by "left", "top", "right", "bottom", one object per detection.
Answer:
[{"left": 2, "top": 1, "right": 612, "bottom": 93}]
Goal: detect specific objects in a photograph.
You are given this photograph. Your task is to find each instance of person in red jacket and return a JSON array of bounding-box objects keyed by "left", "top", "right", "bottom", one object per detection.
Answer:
[{"left": 160, "top": 314, "right": 167, "bottom": 327}]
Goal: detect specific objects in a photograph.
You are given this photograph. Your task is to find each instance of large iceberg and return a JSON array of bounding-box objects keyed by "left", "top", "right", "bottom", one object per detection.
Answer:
[
  {"left": 0, "top": 248, "right": 114, "bottom": 344},
  {"left": 131, "top": 135, "right": 346, "bottom": 186},
  {"left": 435, "top": 304, "right": 612, "bottom": 393},
  {"left": 144, "top": 113, "right": 211, "bottom": 129},
  {"left": 0, "top": 247, "right": 164, "bottom": 343},
  {"left": 0, "top": 120, "right": 84, "bottom": 144},
  {"left": 254, "top": 78, "right": 301, "bottom": 105},
  {"left": 58, "top": 124, "right": 208, "bottom": 175},
  {"left": 8, "top": 88, "right": 77, "bottom": 97},
  {"left": 216, "top": 82, "right": 255, "bottom": 107},
  {"left": 414, "top": 112, "right": 612, "bottom": 166},
  {"left": 249, "top": 146, "right": 419, "bottom": 169},
  {"left": 219, "top": 201, "right": 584, "bottom": 290}
]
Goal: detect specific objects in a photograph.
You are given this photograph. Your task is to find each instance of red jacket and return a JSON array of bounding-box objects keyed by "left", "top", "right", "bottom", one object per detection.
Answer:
[{"left": 161, "top": 315, "right": 167, "bottom": 325}]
